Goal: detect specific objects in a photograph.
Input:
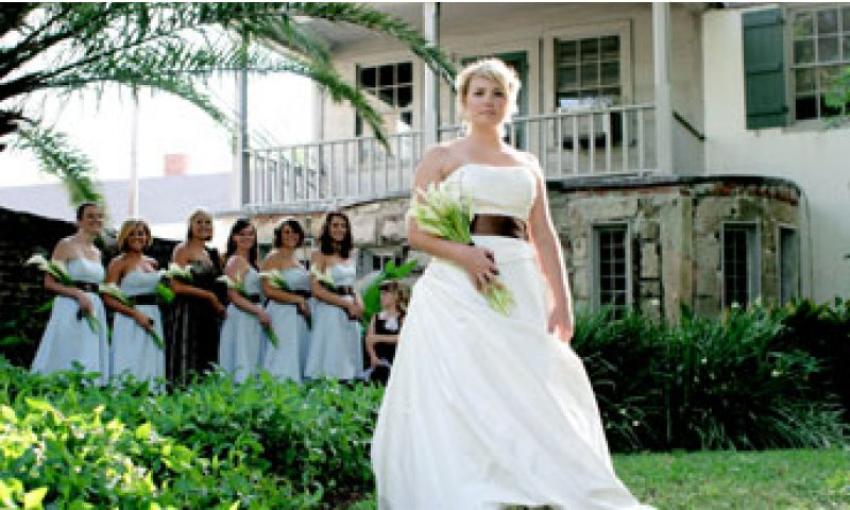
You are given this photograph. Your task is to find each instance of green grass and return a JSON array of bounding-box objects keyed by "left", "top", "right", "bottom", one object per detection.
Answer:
[
  {"left": 619, "top": 449, "right": 850, "bottom": 509},
  {"left": 347, "top": 449, "right": 850, "bottom": 509}
]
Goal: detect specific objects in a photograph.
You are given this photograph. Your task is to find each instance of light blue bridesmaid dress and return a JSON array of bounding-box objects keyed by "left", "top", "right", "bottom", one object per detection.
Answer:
[
  {"left": 263, "top": 265, "right": 311, "bottom": 382},
  {"left": 303, "top": 261, "right": 364, "bottom": 380},
  {"left": 110, "top": 269, "right": 165, "bottom": 382},
  {"left": 30, "top": 258, "right": 110, "bottom": 384},
  {"left": 218, "top": 267, "right": 264, "bottom": 383}
]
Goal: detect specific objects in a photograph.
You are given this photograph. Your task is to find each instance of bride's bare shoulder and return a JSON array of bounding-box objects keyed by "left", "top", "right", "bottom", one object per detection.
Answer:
[{"left": 416, "top": 142, "right": 465, "bottom": 183}]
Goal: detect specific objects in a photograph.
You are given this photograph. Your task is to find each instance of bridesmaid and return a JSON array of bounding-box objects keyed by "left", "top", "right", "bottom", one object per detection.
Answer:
[
  {"left": 167, "top": 208, "right": 226, "bottom": 385},
  {"left": 30, "top": 202, "right": 110, "bottom": 384},
  {"left": 364, "top": 280, "right": 407, "bottom": 385},
  {"left": 304, "top": 212, "right": 365, "bottom": 380},
  {"left": 218, "top": 218, "right": 269, "bottom": 383},
  {"left": 260, "top": 218, "right": 312, "bottom": 382},
  {"left": 103, "top": 219, "right": 164, "bottom": 383}
]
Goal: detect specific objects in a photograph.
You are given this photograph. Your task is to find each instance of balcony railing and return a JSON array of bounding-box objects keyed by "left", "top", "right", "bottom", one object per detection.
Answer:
[{"left": 244, "top": 103, "right": 657, "bottom": 210}]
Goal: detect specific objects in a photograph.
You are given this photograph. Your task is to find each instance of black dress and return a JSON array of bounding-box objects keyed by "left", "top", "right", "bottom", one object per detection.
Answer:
[
  {"left": 368, "top": 312, "right": 403, "bottom": 385},
  {"left": 166, "top": 248, "right": 225, "bottom": 385}
]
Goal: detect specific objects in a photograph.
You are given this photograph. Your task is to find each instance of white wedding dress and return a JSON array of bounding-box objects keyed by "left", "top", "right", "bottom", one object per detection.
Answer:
[{"left": 371, "top": 163, "right": 652, "bottom": 510}]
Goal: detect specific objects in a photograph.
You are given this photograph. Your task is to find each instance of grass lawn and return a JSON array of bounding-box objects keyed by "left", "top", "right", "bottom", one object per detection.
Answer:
[
  {"left": 348, "top": 448, "right": 850, "bottom": 509},
  {"left": 618, "top": 448, "right": 850, "bottom": 509}
]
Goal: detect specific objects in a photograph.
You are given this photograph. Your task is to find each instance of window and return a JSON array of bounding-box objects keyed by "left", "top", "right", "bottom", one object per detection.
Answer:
[
  {"left": 593, "top": 224, "right": 630, "bottom": 316},
  {"left": 356, "top": 62, "right": 413, "bottom": 135},
  {"left": 723, "top": 224, "right": 760, "bottom": 308},
  {"left": 791, "top": 5, "right": 850, "bottom": 120},
  {"left": 779, "top": 227, "right": 800, "bottom": 303},
  {"left": 555, "top": 35, "right": 621, "bottom": 108}
]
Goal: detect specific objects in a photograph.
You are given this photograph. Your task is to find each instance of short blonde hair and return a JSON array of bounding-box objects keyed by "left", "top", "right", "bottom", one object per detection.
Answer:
[
  {"left": 117, "top": 219, "right": 152, "bottom": 252},
  {"left": 455, "top": 58, "right": 521, "bottom": 122},
  {"left": 186, "top": 207, "right": 213, "bottom": 240}
]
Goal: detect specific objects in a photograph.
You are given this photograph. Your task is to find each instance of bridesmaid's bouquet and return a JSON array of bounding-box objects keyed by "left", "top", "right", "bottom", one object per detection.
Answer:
[
  {"left": 153, "top": 270, "right": 176, "bottom": 304},
  {"left": 407, "top": 182, "right": 515, "bottom": 315},
  {"left": 259, "top": 270, "right": 291, "bottom": 291},
  {"left": 163, "top": 263, "right": 193, "bottom": 283},
  {"left": 98, "top": 283, "right": 165, "bottom": 350},
  {"left": 260, "top": 270, "right": 312, "bottom": 328},
  {"left": 217, "top": 275, "right": 279, "bottom": 347},
  {"left": 26, "top": 254, "right": 101, "bottom": 333},
  {"left": 309, "top": 266, "right": 336, "bottom": 291}
]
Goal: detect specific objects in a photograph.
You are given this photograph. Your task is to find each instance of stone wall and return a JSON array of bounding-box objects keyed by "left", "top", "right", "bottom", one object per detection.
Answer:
[{"left": 225, "top": 175, "right": 803, "bottom": 323}]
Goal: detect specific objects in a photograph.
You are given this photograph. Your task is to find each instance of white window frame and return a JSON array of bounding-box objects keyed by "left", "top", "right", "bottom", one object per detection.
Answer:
[
  {"left": 776, "top": 224, "right": 801, "bottom": 303},
  {"left": 353, "top": 57, "right": 417, "bottom": 136},
  {"left": 591, "top": 222, "right": 633, "bottom": 313},
  {"left": 543, "top": 20, "right": 633, "bottom": 115},
  {"left": 786, "top": 3, "right": 850, "bottom": 124},
  {"left": 721, "top": 221, "right": 762, "bottom": 308}
]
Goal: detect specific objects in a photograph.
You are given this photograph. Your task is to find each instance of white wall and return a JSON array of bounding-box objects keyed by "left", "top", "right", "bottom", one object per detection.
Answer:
[{"left": 703, "top": 8, "right": 850, "bottom": 302}]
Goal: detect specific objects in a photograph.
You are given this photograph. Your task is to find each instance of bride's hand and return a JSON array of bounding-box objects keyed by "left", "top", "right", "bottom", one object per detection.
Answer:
[
  {"left": 458, "top": 244, "right": 498, "bottom": 292},
  {"left": 547, "top": 304, "right": 574, "bottom": 343}
]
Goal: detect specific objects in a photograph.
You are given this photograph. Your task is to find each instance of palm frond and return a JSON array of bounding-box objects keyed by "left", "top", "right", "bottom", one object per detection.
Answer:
[{"left": 13, "top": 124, "right": 102, "bottom": 206}]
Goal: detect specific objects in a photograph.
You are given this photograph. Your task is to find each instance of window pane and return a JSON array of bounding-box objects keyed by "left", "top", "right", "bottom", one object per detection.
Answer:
[
  {"left": 794, "top": 39, "right": 815, "bottom": 64},
  {"left": 558, "top": 66, "right": 578, "bottom": 89},
  {"left": 820, "top": 94, "right": 843, "bottom": 117},
  {"left": 795, "top": 96, "right": 817, "bottom": 119},
  {"left": 794, "top": 12, "right": 814, "bottom": 37},
  {"left": 580, "top": 63, "right": 598, "bottom": 87},
  {"left": 819, "top": 65, "right": 841, "bottom": 88},
  {"left": 844, "top": 7, "right": 850, "bottom": 33},
  {"left": 818, "top": 9, "right": 838, "bottom": 35},
  {"left": 401, "top": 111, "right": 413, "bottom": 127},
  {"left": 378, "top": 87, "right": 394, "bottom": 105},
  {"left": 557, "top": 40, "right": 577, "bottom": 64},
  {"left": 580, "top": 38, "right": 599, "bottom": 61},
  {"left": 600, "top": 62, "right": 619, "bottom": 86},
  {"left": 397, "top": 63, "right": 412, "bottom": 84},
  {"left": 600, "top": 36, "right": 619, "bottom": 60},
  {"left": 379, "top": 65, "right": 394, "bottom": 87},
  {"left": 601, "top": 87, "right": 621, "bottom": 101},
  {"left": 795, "top": 68, "right": 816, "bottom": 94},
  {"left": 844, "top": 36, "right": 850, "bottom": 60},
  {"left": 818, "top": 36, "right": 840, "bottom": 62},
  {"left": 360, "top": 67, "right": 376, "bottom": 88},
  {"left": 397, "top": 85, "right": 412, "bottom": 108}
]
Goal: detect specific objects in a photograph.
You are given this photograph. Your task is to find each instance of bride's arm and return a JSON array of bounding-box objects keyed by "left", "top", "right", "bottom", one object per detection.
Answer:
[
  {"left": 407, "top": 146, "right": 499, "bottom": 291},
  {"left": 525, "top": 156, "right": 575, "bottom": 342}
]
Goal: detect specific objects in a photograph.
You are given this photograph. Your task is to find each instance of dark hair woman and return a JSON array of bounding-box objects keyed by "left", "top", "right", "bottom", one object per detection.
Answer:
[
  {"left": 218, "top": 218, "right": 269, "bottom": 383},
  {"left": 303, "top": 211, "right": 364, "bottom": 380},
  {"left": 259, "top": 218, "right": 312, "bottom": 382}
]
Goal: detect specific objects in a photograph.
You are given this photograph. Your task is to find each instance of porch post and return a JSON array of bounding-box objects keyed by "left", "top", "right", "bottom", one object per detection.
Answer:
[
  {"left": 235, "top": 66, "right": 250, "bottom": 207},
  {"left": 422, "top": 2, "right": 440, "bottom": 149},
  {"left": 653, "top": 2, "right": 674, "bottom": 174}
]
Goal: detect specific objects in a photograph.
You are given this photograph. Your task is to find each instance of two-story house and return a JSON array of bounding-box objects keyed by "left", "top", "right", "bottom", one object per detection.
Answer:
[{"left": 232, "top": 2, "right": 849, "bottom": 320}]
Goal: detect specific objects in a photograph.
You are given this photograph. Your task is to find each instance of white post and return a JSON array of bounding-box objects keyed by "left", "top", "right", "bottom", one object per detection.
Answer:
[
  {"left": 235, "top": 66, "right": 250, "bottom": 207},
  {"left": 653, "top": 2, "right": 673, "bottom": 174},
  {"left": 129, "top": 89, "right": 139, "bottom": 217},
  {"left": 422, "top": 2, "right": 439, "bottom": 148}
]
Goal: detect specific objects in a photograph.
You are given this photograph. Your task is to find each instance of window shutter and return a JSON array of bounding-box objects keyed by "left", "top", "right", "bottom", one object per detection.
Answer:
[{"left": 742, "top": 8, "right": 787, "bottom": 129}]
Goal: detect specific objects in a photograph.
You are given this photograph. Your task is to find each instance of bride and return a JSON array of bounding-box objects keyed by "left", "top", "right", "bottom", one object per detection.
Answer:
[{"left": 371, "top": 59, "right": 652, "bottom": 509}]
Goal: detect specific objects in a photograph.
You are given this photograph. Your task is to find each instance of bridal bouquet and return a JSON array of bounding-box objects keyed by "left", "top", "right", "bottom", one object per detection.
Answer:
[
  {"left": 407, "top": 182, "right": 515, "bottom": 315},
  {"left": 99, "top": 283, "right": 165, "bottom": 350},
  {"left": 26, "top": 254, "right": 101, "bottom": 333},
  {"left": 217, "top": 275, "right": 279, "bottom": 347}
]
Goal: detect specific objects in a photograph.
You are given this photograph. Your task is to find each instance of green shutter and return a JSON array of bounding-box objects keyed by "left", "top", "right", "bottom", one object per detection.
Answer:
[{"left": 742, "top": 8, "right": 787, "bottom": 129}]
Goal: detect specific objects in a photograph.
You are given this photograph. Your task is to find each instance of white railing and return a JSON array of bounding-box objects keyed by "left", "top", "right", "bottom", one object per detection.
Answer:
[{"left": 244, "top": 103, "right": 657, "bottom": 210}]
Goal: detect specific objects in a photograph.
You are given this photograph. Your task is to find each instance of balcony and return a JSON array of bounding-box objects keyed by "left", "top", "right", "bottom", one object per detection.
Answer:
[{"left": 243, "top": 103, "right": 658, "bottom": 212}]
